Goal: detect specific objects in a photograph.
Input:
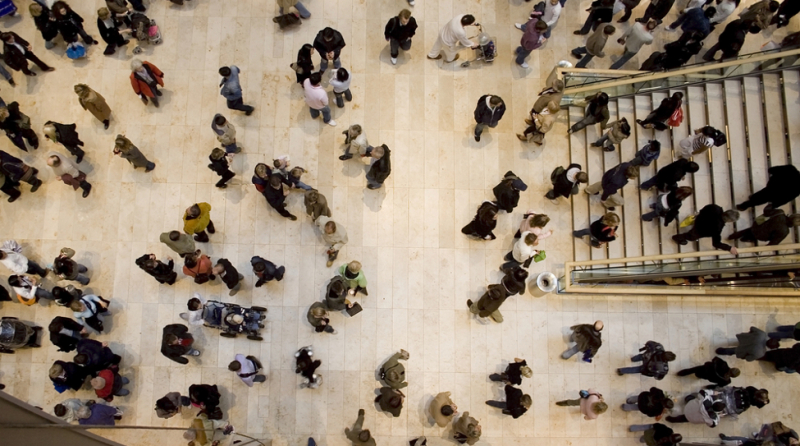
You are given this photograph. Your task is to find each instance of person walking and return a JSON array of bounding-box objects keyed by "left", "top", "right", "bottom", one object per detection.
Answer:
[
  {"left": 518, "top": 101, "right": 559, "bottom": 145},
  {"left": 571, "top": 24, "right": 616, "bottom": 68},
  {"left": 46, "top": 151, "right": 92, "bottom": 197},
  {"left": 307, "top": 302, "right": 336, "bottom": 334},
  {"left": 330, "top": 68, "right": 352, "bottom": 108},
  {"left": 73, "top": 338, "right": 121, "bottom": 376},
  {"left": 637, "top": 0, "right": 677, "bottom": 24},
  {"left": 154, "top": 392, "right": 191, "bottom": 419},
  {"left": 427, "top": 14, "right": 478, "bottom": 63},
  {"left": 758, "top": 342, "right": 800, "bottom": 372},
  {"left": 345, "top": 409, "right": 376, "bottom": 446},
  {"left": 677, "top": 126, "right": 726, "bottom": 159},
  {"left": 380, "top": 349, "right": 409, "bottom": 389},
  {"left": 772, "top": 0, "right": 800, "bottom": 26},
  {"left": 672, "top": 205, "right": 740, "bottom": 254},
  {"left": 569, "top": 92, "right": 610, "bottom": 133},
  {"left": 303, "top": 72, "right": 335, "bottom": 126},
  {"left": 313, "top": 27, "right": 346, "bottom": 73},
  {"left": 486, "top": 385, "right": 531, "bottom": 419},
  {"left": 703, "top": 19, "right": 756, "bottom": 61},
  {"left": 315, "top": 215, "right": 348, "bottom": 267},
  {"left": 366, "top": 144, "right": 391, "bottom": 189},
  {"left": 501, "top": 232, "right": 539, "bottom": 270},
  {"left": 48, "top": 316, "right": 87, "bottom": 352},
  {"left": 181, "top": 253, "right": 213, "bottom": 284},
  {"left": 263, "top": 173, "right": 297, "bottom": 220},
  {"left": 43, "top": 121, "right": 85, "bottom": 164},
  {"left": 211, "top": 114, "right": 241, "bottom": 155},
  {"left": 0, "top": 102, "right": 39, "bottom": 152},
  {"left": 642, "top": 186, "right": 692, "bottom": 226},
  {"left": 453, "top": 412, "right": 482, "bottom": 445},
  {"left": 293, "top": 44, "right": 315, "bottom": 86},
  {"left": 590, "top": 117, "right": 631, "bottom": 152},
  {"left": 555, "top": 389, "right": 608, "bottom": 420},
  {"left": 212, "top": 258, "right": 244, "bottom": 296},
  {"left": 229, "top": 354, "right": 267, "bottom": 386},
  {"left": 729, "top": 208, "right": 800, "bottom": 245},
  {"left": 159, "top": 230, "right": 195, "bottom": 258},
  {"left": 574, "top": 0, "right": 615, "bottom": 34},
  {"left": 51, "top": 247, "right": 90, "bottom": 286},
  {"left": 74, "top": 84, "right": 112, "bottom": 129},
  {"left": 493, "top": 171, "right": 527, "bottom": 213},
  {"left": 515, "top": 15, "right": 548, "bottom": 68},
  {"left": 739, "top": 0, "right": 779, "bottom": 31},
  {"left": 676, "top": 356, "right": 740, "bottom": 389},
  {"left": 304, "top": 189, "right": 331, "bottom": 221},
  {"left": 630, "top": 140, "right": 662, "bottom": 167},
  {"left": 375, "top": 386, "right": 405, "bottom": 417},
  {"left": 160, "top": 323, "right": 200, "bottom": 364},
  {"left": 183, "top": 203, "right": 215, "bottom": 243},
  {"left": 296, "top": 345, "right": 323, "bottom": 388},
  {"left": 113, "top": 134, "right": 155, "bottom": 172},
  {"left": 134, "top": 253, "right": 177, "bottom": 285},
  {"left": 616, "top": 341, "right": 676, "bottom": 379},
  {"left": 208, "top": 148, "right": 235, "bottom": 188},
  {"left": 622, "top": 387, "right": 674, "bottom": 421},
  {"left": 0, "top": 170, "right": 22, "bottom": 202},
  {"left": 96, "top": 7, "right": 129, "bottom": 56},
  {"left": 1, "top": 31, "right": 55, "bottom": 76},
  {"left": 562, "top": 321, "right": 604, "bottom": 361},
  {"left": 585, "top": 162, "right": 640, "bottom": 209},
  {"left": 638, "top": 92, "right": 683, "bottom": 130},
  {"left": 277, "top": 0, "right": 311, "bottom": 18},
  {"left": 467, "top": 284, "right": 508, "bottom": 323},
  {"left": 473, "top": 95, "right": 505, "bottom": 142},
  {"left": 500, "top": 266, "right": 529, "bottom": 297},
  {"left": 768, "top": 321, "right": 800, "bottom": 340},
  {"left": 610, "top": 19, "right": 657, "bottom": 69},
  {"left": 490, "top": 358, "right": 532, "bottom": 385},
  {"left": 737, "top": 164, "right": 800, "bottom": 212},
  {"left": 219, "top": 65, "right": 255, "bottom": 115},
  {"left": 251, "top": 256, "right": 285, "bottom": 286},
  {"left": 640, "top": 158, "right": 699, "bottom": 191},
  {"left": 574, "top": 212, "right": 620, "bottom": 247},
  {"left": 384, "top": 9, "right": 417, "bottom": 64},
  {"left": 429, "top": 392, "right": 457, "bottom": 427},
  {"left": 461, "top": 201, "right": 499, "bottom": 240},
  {"left": 130, "top": 59, "right": 164, "bottom": 108},
  {"left": 0, "top": 150, "right": 42, "bottom": 194},
  {"left": 0, "top": 241, "right": 48, "bottom": 278},
  {"left": 70, "top": 294, "right": 110, "bottom": 332},
  {"left": 666, "top": 6, "right": 715, "bottom": 37},
  {"left": 546, "top": 164, "right": 588, "bottom": 200},
  {"left": 715, "top": 326, "right": 777, "bottom": 361}
]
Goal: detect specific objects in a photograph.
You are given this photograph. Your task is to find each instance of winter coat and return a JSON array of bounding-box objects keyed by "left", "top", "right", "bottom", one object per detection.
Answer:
[
  {"left": 49, "top": 316, "right": 85, "bottom": 352},
  {"left": 313, "top": 28, "right": 346, "bottom": 60},
  {"left": 97, "top": 16, "right": 126, "bottom": 45},
  {"left": 307, "top": 302, "right": 329, "bottom": 328},
  {"left": 493, "top": 180, "right": 520, "bottom": 213},
  {"left": 461, "top": 201, "right": 498, "bottom": 239},
  {"left": 552, "top": 164, "right": 583, "bottom": 197},
  {"left": 653, "top": 158, "right": 693, "bottom": 191},
  {"left": 474, "top": 284, "right": 508, "bottom": 318},
  {"left": 735, "top": 326, "right": 769, "bottom": 361},
  {"left": 211, "top": 114, "right": 236, "bottom": 146},
  {"left": 473, "top": 95, "right": 506, "bottom": 126},
  {"left": 601, "top": 162, "right": 633, "bottom": 200},
  {"left": 47, "top": 121, "right": 82, "bottom": 148},
  {"left": 760, "top": 164, "right": 800, "bottom": 208},
  {"left": 55, "top": 9, "right": 88, "bottom": 43},
  {"left": 183, "top": 203, "right": 212, "bottom": 235},
  {"left": 75, "top": 338, "right": 117, "bottom": 374},
  {"left": 251, "top": 256, "right": 284, "bottom": 284},
  {"left": 740, "top": 0, "right": 775, "bottom": 29},
  {"left": 76, "top": 86, "right": 112, "bottom": 122},
  {"left": 135, "top": 254, "right": 175, "bottom": 283},
  {"left": 215, "top": 258, "right": 240, "bottom": 289},
  {"left": 604, "top": 120, "right": 630, "bottom": 144},
  {"left": 34, "top": 9, "right": 59, "bottom": 41},
  {"left": 637, "top": 387, "right": 670, "bottom": 418},
  {"left": 51, "top": 360, "right": 89, "bottom": 391},
  {"left": 384, "top": 16, "right": 418, "bottom": 42},
  {"left": 650, "top": 95, "right": 682, "bottom": 122},
  {"left": 692, "top": 356, "right": 735, "bottom": 388},
  {"left": 160, "top": 324, "right": 193, "bottom": 364},
  {"left": 690, "top": 204, "right": 732, "bottom": 252},
  {"left": 130, "top": 62, "right": 164, "bottom": 99},
  {"left": 454, "top": 412, "right": 481, "bottom": 445},
  {"left": 639, "top": 341, "right": 670, "bottom": 379},
  {"left": 748, "top": 208, "right": 792, "bottom": 245},
  {"left": 533, "top": 81, "right": 564, "bottom": 113},
  {"left": 3, "top": 33, "right": 34, "bottom": 72},
  {"left": 571, "top": 323, "right": 603, "bottom": 358},
  {"left": 0, "top": 150, "right": 30, "bottom": 182},
  {"left": 504, "top": 360, "right": 529, "bottom": 385},
  {"left": 760, "top": 343, "right": 800, "bottom": 371},
  {"left": 586, "top": 25, "right": 611, "bottom": 57},
  {"left": 207, "top": 154, "right": 230, "bottom": 175},
  {"left": 325, "top": 276, "right": 348, "bottom": 310},
  {"left": 116, "top": 138, "right": 149, "bottom": 168},
  {"left": 430, "top": 391, "right": 456, "bottom": 427},
  {"left": 367, "top": 147, "right": 391, "bottom": 184},
  {"left": 305, "top": 190, "right": 332, "bottom": 220},
  {"left": 503, "top": 385, "right": 528, "bottom": 418}
]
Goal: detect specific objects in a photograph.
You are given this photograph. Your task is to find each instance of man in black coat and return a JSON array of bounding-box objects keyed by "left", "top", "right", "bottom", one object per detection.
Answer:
[
  {"left": 622, "top": 387, "right": 674, "bottom": 418},
  {"left": 1, "top": 32, "right": 54, "bottom": 76},
  {"left": 772, "top": 0, "right": 800, "bottom": 27},
  {"left": 485, "top": 385, "right": 531, "bottom": 419},
  {"left": 97, "top": 8, "right": 128, "bottom": 56},
  {"left": 637, "top": 0, "right": 676, "bottom": 24},
  {"left": 728, "top": 209, "right": 800, "bottom": 246},
  {"left": 703, "top": 19, "right": 757, "bottom": 61},
  {"left": 44, "top": 121, "right": 85, "bottom": 163},
  {"left": 366, "top": 144, "right": 391, "bottom": 190},
  {"left": 49, "top": 360, "right": 89, "bottom": 391},
  {"left": 161, "top": 324, "right": 200, "bottom": 365},
  {"left": 473, "top": 95, "right": 506, "bottom": 142},
  {"left": 737, "top": 164, "right": 800, "bottom": 212},
  {"left": 673, "top": 204, "right": 740, "bottom": 254},
  {"left": 135, "top": 253, "right": 177, "bottom": 285},
  {"left": 48, "top": 316, "right": 86, "bottom": 352},
  {"left": 493, "top": 171, "right": 528, "bottom": 213},
  {"left": 251, "top": 255, "right": 285, "bottom": 287},
  {"left": 500, "top": 266, "right": 528, "bottom": 296},
  {"left": 212, "top": 258, "right": 244, "bottom": 296},
  {"left": 74, "top": 338, "right": 121, "bottom": 376},
  {"left": 758, "top": 342, "right": 800, "bottom": 373},
  {"left": 263, "top": 173, "right": 297, "bottom": 220},
  {"left": 677, "top": 356, "right": 740, "bottom": 389},
  {"left": 640, "top": 159, "right": 699, "bottom": 192},
  {"left": 313, "top": 27, "right": 346, "bottom": 73},
  {"left": 384, "top": 9, "right": 418, "bottom": 64},
  {"left": 547, "top": 164, "right": 588, "bottom": 200},
  {"left": 585, "top": 162, "right": 639, "bottom": 210},
  {"left": 575, "top": 0, "right": 615, "bottom": 34},
  {"left": 0, "top": 150, "right": 43, "bottom": 192},
  {"left": 0, "top": 102, "right": 39, "bottom": 152}
]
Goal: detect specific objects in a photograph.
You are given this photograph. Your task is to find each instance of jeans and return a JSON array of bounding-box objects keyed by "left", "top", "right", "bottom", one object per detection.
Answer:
[
  {"left": 573, "top": 228, "right": 603, "bottom": 247},
  {"left": 515, "top": 46, "right": 532, "bottom": 65},
  {"left": 768, "top": 325, "right": 797, "bottom": 339},
  {"left": 486, "top": 400, "right": 507, "bottom": 409},
  {"left": 629, "top": 423, "right": 654, "bottom": 432},
  {"left": 309, "top": 105, "right": 332, "bottom": 123},
  {"left": 578, "top": 11, "right": 606, "bottom": 34},
  {"left": 319, "top": 57, "right": 341, "bottom": 73},
  {"left": 223, "top": 141, "right": 239, "bottom": 154},
  {"left": 21, "top": 51, "right": 52, "bottom": 75},
  {"left": 618, "top": 365, "right": 643, "bottom": 374},
  {"left": 561, "top": 344, "right": 580, "bottom": 359},
  {"left": 474, "top": 122, "right": 497, "bottom": 137},
  {"left": 593, "top": 133, "right": 616, "bottom": 151},
  {"left": 390, "top": 38, "right": 412, "bottom": 58},
  {"left": 572, "top": 47, "right": 594, "bottom": 68},
  {"left": 642, "top": 198, "right": 669, "bottom": 222},
  {"left": 334, "top": 89, "right": 352, "bottom": 108},
  {"left": 489, "top": 373, "right": 508, "bottom": 382},
  {"left": 610, "top": 50, "right": 637, "bottom": 69},
  {"left": 293, "top": 180, "right": 313, "bottom": 191},
  {"left": 366, "top": 171, "right": 384, "bottom": 189},
  {"left": 26, "top": 260, "right": 48, "bottom": 277},
  {"left": 279, "top": 1, "right": 311, "bottom": 18},
  {"left": 0, "top": 63, "right": 11, "bottom": 82},
  {"left": 570, "top": 114, "right": 599, "bottom": 133},
  {"left": 227, "top": 97, "right": 254, "bottom": 114},
  {"left": 716, "top": 347, "right": 736, "bottom": 355},
  {"left": 35, "top": 287, "right": 54, "bottom": 301},
  {"left": 215, "top": 169, "right": 235, "bottom": 187}
]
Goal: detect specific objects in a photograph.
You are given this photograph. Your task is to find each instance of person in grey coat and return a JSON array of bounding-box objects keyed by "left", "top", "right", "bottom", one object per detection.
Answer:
[
  {"left": 219, "top": 66, "right": 254, "bottom": 115},
  {"left": 113, "top": 135, "right": 154, "bottom": 172},
  {"left": 716, "top": 326, "right": 780, "bottom": 361}
]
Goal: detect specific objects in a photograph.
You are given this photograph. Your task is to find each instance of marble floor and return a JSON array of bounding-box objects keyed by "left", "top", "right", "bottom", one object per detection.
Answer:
[{"left": 1, "top": 0, "right": 800, "bottom": 445}]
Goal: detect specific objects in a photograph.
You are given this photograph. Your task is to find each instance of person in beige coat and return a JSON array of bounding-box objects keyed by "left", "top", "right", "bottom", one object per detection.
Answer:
[
  {"left": 590, "top": 117, "right": 631, "bottom": 152},
  {"left": 315, "top": 215, "right": 348, "bottom": 267},
  {"left": 304, "top": 189, "right": 331, "bottom": 220},
  {"left": 277, "top": 0, "right": 311, "bottom": 18},
  {"left": 453, "top": 412, "right": 481, "bottom": 445},
  {"left": 571, "top": 25, "right": 615, "bottom": 68},
  {"left": 345, "top": 409, "right": 375, "bottom": 446},
  {"left": 429, "top": 391, "right": 457, "bottom": 427},
  {"left": 518, "top": 101, "right": 559, "bottom": 145},
  {"left": 74, "top": 84, "right": 111, "bottom": 129},
  {"left": 532, "top": 78, "right": 564, "bottom": 113}
]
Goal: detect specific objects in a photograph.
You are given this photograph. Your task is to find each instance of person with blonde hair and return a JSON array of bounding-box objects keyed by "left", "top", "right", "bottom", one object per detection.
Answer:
[
  {"left": 556, "top": 389, "right": 608, "bottom": 420},
  {"left": 207, "top": 148, "right": 234, "bottom": 188},
  {"left": 129, "top": 59, "right": 164, "bottom": 108},
  {"left": 96, "top": 7, "right": 129, "bottom": 56},
  {"left": 113, "top": 134, "right": 155, "bottom": 172},
  {"left": 74, "top": 84, "right": 112, "bottom": 129},
  {"left": 490, "top": 358, "right": 533, "bottom": 385},
  {"left": 574, "top": 212, "right": 620, "bottom": 248},
  {"left": 338, "top": 261, "right": 368, "bottom": 295},
  {"left": 486, "top": 385, "right": 532, "bottom": 419},
  {"left": 307, "top": 302, "right": 336, "bottom": 334},
  {"left": 30, "top": 3, "right": 58, "bottom": 52},
  {"left": 518, "top": 101, "right": 559, "bottom": 145},
  {"left": 43, "top": 121, "right": 85, "bottom": 163}
]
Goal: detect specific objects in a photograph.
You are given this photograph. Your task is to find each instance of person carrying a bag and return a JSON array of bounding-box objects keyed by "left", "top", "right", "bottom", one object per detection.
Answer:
[
  {"left": 70, "top": 294, "right": 110, "bottom": 333},
  {"left": 617, "top": 341, "right": 677, "bottom": 379}
]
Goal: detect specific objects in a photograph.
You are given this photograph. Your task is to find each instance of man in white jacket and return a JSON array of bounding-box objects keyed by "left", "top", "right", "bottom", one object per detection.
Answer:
[
  {"left": 0, "top": 242, "right": 48, "bottom": 276},
  {"left": 315, "top": 215, "right": 348, "bottom": 267},
  {"left": 427, "top": 14, "right": 478, "bottom": 63}
]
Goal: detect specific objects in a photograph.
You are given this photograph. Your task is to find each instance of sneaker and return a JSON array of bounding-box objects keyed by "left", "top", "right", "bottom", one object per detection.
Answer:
[
  {"left": 326, "top": 120, "right": 337, "bottom": 126},
  {"left": 180, "top": 312, "right": 189, "bottom": 320},
  {"left": 408, "top": 0, "right": 415, "bottom": 5},
  {"left": 190, "top": 349, "right": 201, "bottom": 356},
  {"left": 391, "top": 57, "right": 397, "bottom": 65},
  {"left": 326, "top": 259, "right": 333, "bottom": 267},
  {"left": 519, "top": 62, "right": 529, "bottom": 68},
  {"left": 515, "top": 23, "right": 523, "bottom": 30},
  {"left": 289, "top": 214, "right": 298, "bottom": 221}
]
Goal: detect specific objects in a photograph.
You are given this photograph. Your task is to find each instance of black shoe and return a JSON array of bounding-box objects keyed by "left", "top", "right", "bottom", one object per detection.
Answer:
[
  {"left": 571, "top": 51, "right": 582, "bottom": 59},
  {"left": 82, "top": 188, "right": 91, "bottom": 198},
  {"left": 76, "top": 154, "right": 84, "bottom": 164},
  {"left": 607, "top": 207, "right": 615, "bottom": 211},
  {"left": 8, "top": 78, "right": 14, "bottom": 86},
  {"left": 466, "top": 299, "right": 473, "bottom": 308},
  {"left": 474, "top": 134, "right": 480, "bottom": 142},
  {"left": 30, "top": 179, "right": 42, "bottom": 193},
  {"left": 573, "top": 30, "right": 584, "bottom": 35},
  {"left": 155, "top": 90, "right": 162, "bottom": 96},
  {"left": 289, "top": 215, "right": 298, "bottom": 221},
  {"left": 603, "top": 146, "right": 615, "bottom": 152},
  {"left": 367, "top": 184, "right": 380, "bottom": 189},
  {"left": 216, "top": 183, "right": 228, "bottom": 189},
  {"left": 103, "top": 120, "right": 110, "bottom": 129},
  {"left": 7, "top": 194, "right": 19, "bottom": 203},
  {"left": 245, "top": 108, "right": 254, "bottom": 116},
  {"left": 339, "top": 154, "right": 353, "bottom": 160}
]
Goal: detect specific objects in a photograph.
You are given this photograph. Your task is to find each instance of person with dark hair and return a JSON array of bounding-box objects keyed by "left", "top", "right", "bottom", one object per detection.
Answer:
[
  {"left": 585, "top": 162, "right": 640, "bottom": 209},
  {"left": 325, "top": 276, "right": 350, "bottom": 311},
  {"left": 0, "top": 102, "right": 39, "bottom": 152},
  {"left": 555, "top": 389, "right": 608, "bottom": 420},
  {"left": 70, "top": 294, "right": 110, "bottom": 333},
  {"left": 490, "top": 358, "right": 532, "bottom": 385},
  {"left": 380, "top": 349, "right": 409, "bottom": 389},
  {"left": 740, "top": 0, "right": 780, "bottom": 30},
  {"left": 52, "top": 1, "right": 96, "bottom": 45},
  {"left": 562, "top": 320, "right": 604, "bottom": 361},
  {"left": 251, "top": 256, "right": 285, "bottom": 286},
  {"left": 569, "top": 92, "right": 610, "bottom": 133},
  {"left": 375, "top": 386, "right": 404, "bottom": 417},
  {"left": 330, "top": 67, "right": 353, "bottom": 108},
  {"left": 51, "top": 247, "right": 90, "bottom": 286},
  {"left": 547, "top": 164, "right": 588, "bottom": 199},
  {"left": 53, "top": 398, "right": 93, "bottom": 423},
  {"left": 473, "top": 95, "right": 505, "bottom": 142},
  {"left": 49, "top": 316, "right": 87, "bottom": 352},
  {"left": 611, "top": 19, "right": 657, "bottom": 69},
  {"left": 384, "top": 9, "right": 417, "bottom": 64},
  {"left": 294, "top": 44, "right": 315, "bottom": 85},
  {"left": 672, "top": 205, "right": 740, "bottom": 254},
  {"left": 211, "top": 114, "right": 240, "bottom": 155},
  {"left": 486, "top": 385, "right": 531, "bottom": 419},
  {"left": 366, "top": 144, "right": 391, "bottom": 189},
  {"left": 74, "top": 338, "right": 120, "bottom": 376},
  {"left": 0, "top": 242, "right": 48, "bottom": 278},
  {"left": 571, "top": 24, "right": 616, "bottom": 68},
  {"left": 632, "top": 423, "right": 682, "bottom": 446},
  {"left": 573, "top": 213, "right": 620, "bottom": 247},
  {"left": 502, "top": 232, "right": 539, "bottom": 270},
  {"left": 591, "top": 117, "right": 631, "bottom": 152},
  {"left": 728, "top": 209, "right": 800, "bottom": 246},
  {"left": 703, "top": 19, "right": 757, "bottom": 61},
  {"left": 461, "top": 201, "right": 499, "bottom": 240},
  {"left": 677, "top": 356, "right": 740, "bottom": 389},
  {"left": 0, "top": 150, "right": 42, "bottom": 195},
  {"left": 9, "top": 274, "right": 54, "bottom": 305},
  {"left": 313, "top": 27, "right": 346, "bottom": 73},
  {"left": 515, "top": 15, "right": 548, "bottom": 68},
  {"left": 183, "top": 203, "right": 215, "bottom": 243},
  {"left": 43, "top": 121, "right": 85, "bottom": 163},
  {"left": 772, "top": 0, "right": 800, "bottom": 27},
  {"left": 493, "top": 171, "right": 528, "bottom": 213},
  {"left": 303, "top": 72, "right": 335, "bottom": 126},
  {"left": 737, "top": 164, "right": 800, "bottom": 212},
  {"left": 678, "top": 126, "right": 726, "bottom": 159},
  {"left": 758, "top": 342, "right": 800, "bottom": 373},
  {"left": 617, "top": 341, "right": 677, "bottom": 379},
  {"left": 182, "top": 251, "right": 214, "bottom": 284},
  {"left": 518, "top": 101, "right": 559, "bottom": 145},
  {"left": 713, "top": 386, "right": 770, "bottom": 418},
  {"left": 160, "top": 323, "right": 200, "bottom": 364},
  {"left": 427, "top": 14, "right": 477, "bottom": 62},
  {"left": 74, "top": 84, "right": 111, "bottom": 129},
  {"left": 640, "top": 158, "right": 699, "bottom": 192},
  {"left": 637, "top": 92, "right": 683, "bottom": 130},
  {"left": 295, "top": 345, "right": 322, "bottom": 388},
  {"left": 261, "top": 173, "right": 296, "bottom": 219},
  {"left": 160, "top": 230, "right": 196, "bottom": 258},
  {"left": 189, "top": 384, "right": 222, "bottom": 419},
  {"left": 49, "top": 360, "right": 89, "bottom": 391},
  {"left": 667, "top": 5, "right": 715, "bottom": 36},
  {"left": 207, "top": 148, "right": 235, "bottom": 188},
  {"left": 630, "top": 140, "right": 662, "bottom": 167},
  {"left": 642, "top": 186, "right": 693, "bottom": 226},
  {"left": 135, "top": 253, "right": 177, "bottom": 285},
  {"left": 429, "top": 391, "right": 457, "bottom": 427},
  {"left": 52, "top": 285, "right": 81, "bottom": 307},
  {"left": 155, "top": 392, "right": 191, "bottom": 419},
  {"left": 345, "top": 409, "right": 375, "bottom": 446},
  {"left": 219, "top": 65, "right": 254, "bottom": 115},
  {"left": 637, "top": 0, "right": 677, "bottom": 24},
  {"left": 574, "top": 0, "right": 615, "bottom": 35},
  {"left": 622, "top": 387, "right": 674, "bottom": 420},
  {"left": 500, "top": 266, "right": 529, "bottom": 296},
  {"left": 211, "top": 258, "right": 244, "bottom": 296},
  {"left": 229, "top": 354, "right": 267, "bottom": 386},
  {"left": 1, "top": 31, "right": 54, "bottom": 76},
  {"left": 468, "top": 284, "right": 509, "bottom": 323}
]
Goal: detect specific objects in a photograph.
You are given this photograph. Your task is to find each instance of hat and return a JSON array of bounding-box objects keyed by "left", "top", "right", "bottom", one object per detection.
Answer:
[{"left": 503, "top": 171, "right": 528, "bottom": 191}]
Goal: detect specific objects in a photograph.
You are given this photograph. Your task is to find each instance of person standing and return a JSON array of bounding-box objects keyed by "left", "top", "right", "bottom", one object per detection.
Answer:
[
  {"left": 384, "top": 9, "right": 417, "bottom": 65},
  {"left": 70, "top": 294, "right": 110, "bottom": 332},
  {"left": 96, "top": 7, "right": 129, "bottom": 56},
  {"left": 616, "top": 341, "right": 676, "bottom": 379},
  {"left": 277, "top": 0, "right": 311, "bottom": 18},
  {"left": 304, "top": 189, "right": 331, "bottom": 220},
  {"left": 610, "top": 19, "right": 657, "bottom": 69},
  {"left": 676, "top": 356, "right": 740, "bottom": 389},
  {"left": 46, "top": 151, "right": 92, "bottom": 197},
  {"left": 366, "top": 144, "right": 391, "bottom": 189},
  {"left": 485, "top": 385, "right": 531, "bottom": 419},
  {"left": 251, "top": 256, "right": 285, "bottom": 286},
  {"left": 134, "top": 254, "right": 177, "bottom": 285},
  {"left": 375, "top": 386, "right": 404, "bottom": 417},
  {"left": 183, "top": 203, "right": 215, "bottom": 243},
  {"left": 49, "top": 360, "right": 89, "bottom": 392},
  {"left": 211, "top": 114, "right": 241, "bottom": 154},
  {"left": 1, "top": 31, "right": 55, "bottom": 76},
  {"left": 0, "top": 151, "right": 42, "bottom": 195},
  {"left": 315, "top": 215, "right": 348, "bottom": 267},
  {"left": 293, "top": 44, "right": 315, "bottom": 86},
  {"left": 313, "top": 27, "right": 346, "bottom": 73},
  {"left": 493, "top": 171, "right": 527, "bottom": 213},
  {"left": 339, "top": 261, "right": 368, "bottom": 295},
  {"left": 303, "top": 72, "right": 336, "bottom": 126},
  {"left": 113, "top": 134, "right": 155, "bottom": 172},
  {"left": 546, "top": 164, "right": 588, "bottom": 200},
  {"left": 736, "top": 164, "right": 800, "bottom": 212},
  {"left": 429, "top": 392, "right": 457, "bottom": 427},
  {"left": 160, "top": 230, "right": 196, "bottom": 258},
  {"left": 427, "top": 14, "right": 477, "bottom": 63},
  {"left": 52, "top": 1, "right": 97, "bottom": 46},
  {"left": 345, "top": 409, "right": 376, "bottom": 446},
  {"left": 562, "top": 321, "right": 604, "bottom": 361},
  {"left": 473, "top": 95, "right": 505, "bottom": 142},
  {"left": 9, "top": 274, "right": 54, "bottom": 304},
  {"left": 30, "top": 3, "right": 58, "bottom": 52},
  {"left": 90, "top": 368, "right": 130, "bottom": 401},
  {"left": 219, "top": 65, "right": 255, "bottom": 115},
  {"left": 52, "top": 248, "right": 90, "bottom": 286},
  {"left": 330, "top": 68, "right": 352, "bottom": 108},
  {"left": 74, "top": 84, "right": 112, "bottom": 129},
  {"left": 212, "top": 258, "right": 244, "bottom": 296},
  {"left": 182, "top": 252, "right": 214, "bottom": 284},
  {"left": 229, "top": 354, "right": 267, "bottom": 386},
  {"left": 584, "top": 162, "right": 639, "bottom": 209},
  {"left": 514, "top": 15, "right": 548, "bottom": 68},
  {"left": 43, "top": 121, "right": 85, "bottom": 163},
  {"left": 263, "top": 173, "right": 297, "bottom": 220},
  {"left": 208, "top": 148, "right": 235, "bottom": 188},
  {"left": 48, "top": 316, "right": 87, "bottom": 352},
  {"left": 73, "top": 338, "right": 121, "bottom": 376},
  {"left": 672, "top": 205, "right": 740, "bottom": 254},
  {"left": 160, "top": 324, "right": 200, "bottom": 364},
  {"left": 453, "top": 412, "right": 482, "bottom": 445},
  {"left": 571, "top": 25, "right": 616, "bottom": 68},
  {"left": 533, "top": 79, "right": 565, "bottom": 113},
  {"left": 307, "top": 302, "right": 336, "bottom": 334},
  {"left": 129, "top": 59, "right": 164, "bottom": 108},
  {"left": 0, "top": 102, "right": 39, "bottom": 152}
]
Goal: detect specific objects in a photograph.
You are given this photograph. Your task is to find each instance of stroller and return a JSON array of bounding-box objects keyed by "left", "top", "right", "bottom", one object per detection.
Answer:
[
  {"left": 128, "top": 11, "right": 162, "bottom": 54},
  {"left": 461, "top": 24, "right": 497, "bottom": 68},
  {"left": 201, "top": 300, "right": 266, "bottom": 340},
  {"left": 0, "top": 317, "right": 41, "bottom": 353}
]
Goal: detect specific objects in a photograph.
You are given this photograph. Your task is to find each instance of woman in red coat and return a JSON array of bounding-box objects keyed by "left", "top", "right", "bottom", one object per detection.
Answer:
[{"left": 129, "top": 59, "right": 164, "bottom": 108}]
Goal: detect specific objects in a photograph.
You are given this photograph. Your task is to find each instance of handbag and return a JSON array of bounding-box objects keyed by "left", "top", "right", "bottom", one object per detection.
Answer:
[
  {"left": 667, "top": 106, "right": 683, "bottom": 127},
  {"left": 679, "top": 214, "right": 696, "bottom": 228},
  {"left": 289, "top": 62, "right": 303, "bottom": 74},
  {"left": 66, "top": 42, "right": 86, "bottom": 60}
]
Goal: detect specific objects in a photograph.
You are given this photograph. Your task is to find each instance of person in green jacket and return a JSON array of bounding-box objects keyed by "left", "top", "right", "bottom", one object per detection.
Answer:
[
  {"left": 380, "top": 349, "right": 409, "bottom": 389},
  {"left": 338, "top": 261, "right": 368, "bottom": 295}
]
